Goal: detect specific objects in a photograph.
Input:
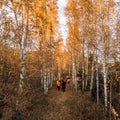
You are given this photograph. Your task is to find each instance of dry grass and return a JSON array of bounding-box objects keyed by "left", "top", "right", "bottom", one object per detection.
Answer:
[
  {"left": 0, "top": 81, "right": 110, "bottom": 120},
  {"left": 21, "top": 85, "right": 108, "bottom": 120}
]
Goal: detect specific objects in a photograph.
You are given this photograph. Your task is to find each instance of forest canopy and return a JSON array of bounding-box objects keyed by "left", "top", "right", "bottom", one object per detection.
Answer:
[{"left": 0, "top": 0, "right": 120, "bottom": 120}]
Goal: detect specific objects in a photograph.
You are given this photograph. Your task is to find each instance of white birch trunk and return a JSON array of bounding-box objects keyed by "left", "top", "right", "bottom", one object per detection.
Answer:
[
  {"left": 109, "top": 80, "right": 112, "bottom": 120},
  {"left": 44, "top": 72, "right": 48, "bottom": 95},
  {"left": 16, "top": 4, "right": 29, "bottom": 109},
  {"left": 103, "top": 52, "right": 108, "bottom": 110},
  {"left": 96, "top": 44, "right": 99, "bottom": 105},
  {"left": 16, "top": 29, "right": 27, "bottom": 109},
  {"left": 50, "top": 60, "right": 54, "bottom": 88},
  {"left": 41, "top": 75, "right": 44, "bottom": 90},
  {"left": 50, "top": 72, "right": 53, "bottom": 88},
  {"left": 100, "top": 0, "right": 108, "bottom": 110},
  {"left": 47, "top": 70, "right": 50, "bottom": 88},
  {"left": 85, "top": 47, "right": 89, "bottom": 89},
  {"left": 74, "top": 68, "right": 77, "bottom": 93},
  {"left": 72, "top": 51, "right": 77, "bottom": 93},
  {"left": 47, "top": 73, "right": 49, "bottom": 90},
  {"left": 72, "top": 54, "right": 75, "bottom": 85},
  {"left": 90, "top": 0, "right": 94, "bottom": 93},
  {"left": 90, "top": 54, "right": 94, "bottom": 92},
  {"left": 58, "top": 61, "right": 61, "bottom": 80},
  {"left": 69, "top": 64, "right": 71, "bottom": 77},
  {"left": 82, "top": 39, "right": 85, "bottom": 93}
]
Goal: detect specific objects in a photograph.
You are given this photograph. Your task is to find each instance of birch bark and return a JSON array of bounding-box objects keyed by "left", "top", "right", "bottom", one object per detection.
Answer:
[
  {"left": 10, "top": 0, "right": 29, "bottom": 110},
  {"left": 90, "top": 53, "right": 94, "bottom": 93},
  {"left": 100, "top": 0, "right": 108, "bottom": 110},
  {"left": 16, "top": 7, "right": 28, "bottom": 110},
  {"left": 96, "top": 42, "right": 99, "bottom": 105},
  {"left": 82, "top": 39, "right": 85, "bottom": 93}
]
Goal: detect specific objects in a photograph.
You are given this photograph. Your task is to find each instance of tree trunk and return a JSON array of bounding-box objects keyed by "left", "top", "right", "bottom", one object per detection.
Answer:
[
  {"left": 44, "top": 72, "right": 48, "bottom": 95},
  {"left": 48, "top": 70, "right": 50, "bottom": 88},
  {"left": 85, "top": 46, "right": 89, "bottom": 90},
  {"left": 96, "top": 44, "right": 99, "bottom": 105},
  {"left": 69, "top": 64, "right": 71, "bottom": 77},
  {"left": 72, "top": 50, "right": 77, "bottom": 93},
  {"left": 40, "top": 70, "right": 43, "bottom": 90},
  {"left": 50, "top": 72, "right": 53, "bottom": 88},
  {"left": 100, "top": 0, "right": 108, "bottom": 110},
  {"left": 90, "top": 54, "right": 94, "bottom": 93},
  {"left": 109, "top": 80, "right": 112, "bottom": 120},
  {"left": 82, "top": 39, "right": 85, "bottom": 93},
  {"left": 58, "top": 61, "right": 61, "bottom": 80},
  {"left": 72, "top": 52, "right": 75, "bottom": 85},
  {"left": 16, "top": 3, "right": 29, "bottom": 110}
]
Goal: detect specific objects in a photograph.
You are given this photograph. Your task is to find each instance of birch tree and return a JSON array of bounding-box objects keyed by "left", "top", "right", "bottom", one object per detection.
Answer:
[{"left": 7, "top": 0, "right": 30, "bottom": 110}]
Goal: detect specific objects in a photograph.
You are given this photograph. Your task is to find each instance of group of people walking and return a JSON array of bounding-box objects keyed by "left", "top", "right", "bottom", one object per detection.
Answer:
[{"left": 56, "top": 79, "right": 67, "bottom": 92}]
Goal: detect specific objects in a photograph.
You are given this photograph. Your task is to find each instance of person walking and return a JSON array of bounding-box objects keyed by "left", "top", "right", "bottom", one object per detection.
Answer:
[
  {"left": 61, "top": 80, "right": 67, "bottom": 92},
  {"left": 56, "top": 80, "right": 61, "bottom": 91}
]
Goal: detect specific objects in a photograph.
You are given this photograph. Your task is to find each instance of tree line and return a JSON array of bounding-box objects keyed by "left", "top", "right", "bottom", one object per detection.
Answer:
[
  {"left": 0, "top": 0, "right": 120, "bottom": 119},
  {"left": 65, "top": 0, "right": 120, "bottom": 119}
]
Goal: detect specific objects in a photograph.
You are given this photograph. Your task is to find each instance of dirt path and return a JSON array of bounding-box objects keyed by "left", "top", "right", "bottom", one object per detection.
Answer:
[
  {"left": 29, "top": 84, "right": 78, "bottom": 120},
  {"left": 44, "top": 85, "right": 74, "bottom": 120},
  {"left": 28, "top": 84, "right": 107, "bottom": 120}
]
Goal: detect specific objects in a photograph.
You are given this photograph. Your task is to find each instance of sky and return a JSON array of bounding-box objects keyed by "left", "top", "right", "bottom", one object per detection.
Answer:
[
  {"left": 114, "top": 0, "right": 120, "bottom": 9},
  {"left": 57, "top": 0, "right": 68, "bottom": 46}
]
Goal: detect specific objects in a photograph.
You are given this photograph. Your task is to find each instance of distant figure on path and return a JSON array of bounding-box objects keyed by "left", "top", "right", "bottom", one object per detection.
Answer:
[
  {"left": 61, "top": 80, "right": 67, "bottom": 92},
  {"left": 56, "top": 80, "right": 61, "bottom": 91},
  {"left": 67, "top": 78, "right": 71, "bottom": 86}
]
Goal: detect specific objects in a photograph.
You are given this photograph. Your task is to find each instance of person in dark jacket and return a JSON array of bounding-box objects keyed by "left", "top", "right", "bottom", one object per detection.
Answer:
[{"left": 61, "top": 80, "right": 67, "bottom": 92}]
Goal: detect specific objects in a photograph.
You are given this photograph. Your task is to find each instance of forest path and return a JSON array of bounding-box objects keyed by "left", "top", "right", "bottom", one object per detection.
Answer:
[
  {"left": 29, "top": 84, "right": 81, "bottom": 120},
  {"left": 44, "top": 85, "right": 73, "bottom": 120},
  {"left": 28, "top": 83, "right": 106, "bottom": 120}
]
